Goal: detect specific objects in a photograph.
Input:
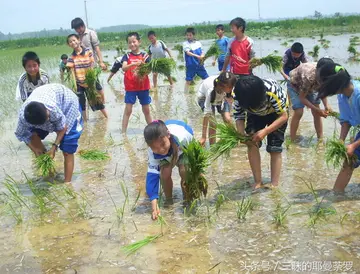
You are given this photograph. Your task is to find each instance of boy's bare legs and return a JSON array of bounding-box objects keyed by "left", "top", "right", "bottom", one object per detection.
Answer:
[
  {"left": 178, "top": 164, "right": 187, "bottom": 200},
  {"left": 122, "top": 104, "right": 133, "bottom": 133},
  {"left": 185, "top": 81, "right": 191, "bottom": 92},
  {"left": 209, "top": 116, "right": 217, "bottom": 145},
  {"left": 82, "top": 111, "right": 88, "bottom": 122},
  {"left": 311, "top": 104, "right": 323, "bottom": 140},
  {"left": 27, "top": 134, "right": 46, "bottom": 156},
  {"left": 290, "top": 108, "right": 304, "bottom": 141},
  {"left": 333, "top": 161, "right": 354, "bottom": 193},
  {"left": 160, "top": 164, "right": 173, "bottom": 199},
  {"left": 142, "top": 104, "right": 152, "bottom": 124},
  {"left": 97, "top": 90, "right": 108, "bottom": 118},
  {"left": 153, "top": 72, "right": 158, "bottom": 89},
  {"left": 247, "top": 144, "right": 262, "bottom": 189},
  {"left": 63, "top": 152, "right": 74, "bottom": 183},
  {"left": 167, "top": 75, "right": 174, "bottom": 87},
  {"left": 270, "top": 152, "right": 282, "bottom": 187}
]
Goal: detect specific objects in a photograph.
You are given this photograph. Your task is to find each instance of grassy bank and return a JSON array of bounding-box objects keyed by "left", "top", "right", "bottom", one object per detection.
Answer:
[{"left": 1, "top": 15, "right": 360, "bottom": 50}]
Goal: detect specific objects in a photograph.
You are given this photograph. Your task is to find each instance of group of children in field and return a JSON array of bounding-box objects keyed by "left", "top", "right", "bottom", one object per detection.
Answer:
[{"left": 13, "top": 16, "right": 360, "bottom": 220}]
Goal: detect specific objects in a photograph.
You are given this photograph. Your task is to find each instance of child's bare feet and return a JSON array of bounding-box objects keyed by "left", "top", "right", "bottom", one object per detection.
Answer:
[{"left": 252, "top": 182, "right": 264, "bottom": 190}]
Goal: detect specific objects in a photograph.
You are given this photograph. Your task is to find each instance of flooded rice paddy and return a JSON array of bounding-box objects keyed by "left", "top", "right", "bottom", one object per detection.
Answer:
[{"left": 1, "top": 34, "right": 360, "bottom": 273}]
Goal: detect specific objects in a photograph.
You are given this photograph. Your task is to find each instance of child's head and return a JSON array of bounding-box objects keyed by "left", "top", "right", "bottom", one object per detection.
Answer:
[
  {"left": 317, "top": 63, "right": 351, "bottom": 99},
  {"left": 215, "top": 24, "right": 225, "bottom": 38},
  {"left": 290, "top": 42, "right": 304, "bottom": 59},
  {"left": 147, "top": 30, "right": 156, "bottom": 44},
  {"left": 316, "top": 57, "right": 334, "bottom": 70},
  {"left": 67, "top": 34, "right": 81, "bottom": 49},
  {"left": 127, "top": 32, "right": 141, "bottom": 52},
  {"left": 71, "top": 17, "right": 86, "bottom": 35},
  {"left": 185, "top": 27, "right": 195, "bottom": 41},
  {"left": 234, "top": 75, "right": 266, "bottom": 109},
  {"left": 22, "top": 51, "right": 40, "bottom": 77},
  {"left": 230, "top": 17, "right": 246, "bottom": 36},
  {"left": 144, "top": 120, "right": 171, "bottom": 155},
  {"left": 24, "top": 102, "right": 49, "bottom": 125},
  {"left": 61, "top": 54, "right": 68, "bottom": 64},
  {"left": 211, "top": 72, "right": 237, "bottom": 103}
]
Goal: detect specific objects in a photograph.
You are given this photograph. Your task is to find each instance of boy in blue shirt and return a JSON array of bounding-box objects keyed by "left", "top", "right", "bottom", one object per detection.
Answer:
[
  {"left": 212, "top": 24, "right": 230, "bottom": 71},
  {"left": 183, "top": 27, "right": 209, "bottom": 91}
]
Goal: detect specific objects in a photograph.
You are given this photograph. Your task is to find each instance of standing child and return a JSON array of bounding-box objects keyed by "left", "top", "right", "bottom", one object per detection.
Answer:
[
  {"left": 222, "top": 17, "right": 255, "bottom": 76},
  {"left": 16, "top": 51, "right": 50, "bottom": 102},
  {"left": 59, "top": 54, "right": 68, "bottom": 82},
  {"left": 183, "top": 27, "right": 209, "bottom": 91},
  {"left": 197, "top": 72, "right": 237, "bottom": 145},
  {"left": 233, "top": 76, "right": 289, "bottom": 189},
  {"left": 15, "top": 84, "right": 83, "bottom": 183},
  {"left": 147, "top": 30, "right": 174, "bottom": 88},
  {"left": 66, "top": 34, "right": 108, "bottom": 120},
  {"left": 144, "top": 120, "right": 194, "bottom": 220},
  {"left": 121, "top": 32, "right": 152, "bottom": 133},
  {"left": 288, "top": 57, "right": 334, "bottom": 141},
  {"left": 317, "top": 64, "right": 360, "bottom": 193},
  {"left": 212, "top": 24, "right": 230, "bottom": 71}
]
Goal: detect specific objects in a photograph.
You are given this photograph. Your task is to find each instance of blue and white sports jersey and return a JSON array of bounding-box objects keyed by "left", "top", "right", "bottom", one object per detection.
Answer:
[
  {"left": 183, "top": 40, "right": 203, "bottom": 67},
  {"left": 146, "top": 120, "right": 194, "bottom": 201}
]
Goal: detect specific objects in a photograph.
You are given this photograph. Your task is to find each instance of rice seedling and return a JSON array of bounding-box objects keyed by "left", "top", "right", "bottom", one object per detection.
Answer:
[
  {"left": 339, "top": 213, "right": 349, "bottom": 225},
  {"left": 34, "top": 154, "right": 56, "bottom": 177},
  {"left": 325, "top": 137, "right": 357, "bottom": 168},
  {"left": 131, "top": 190, "right": 141, "bottom": 212},
  {"left": 285, "top": 136, "right": 292, "bottom": 150},
  {"left": 178, "top": 64, "right": 185, "bottom": 71},
  {"left": 236, "top": 197, "right": 253, "bottom": 220},
  {"left": 173, "top": 44, "right": 184, "bottom": 61},
  {"left": 214, "top": 181, "right": 227, "bottom": 215},
  {"left": 3, "top": 176, "right": 30, "bottom": 210},
  {"left": 137, "top": 58, "right": 176, "bottom": 78},
  {"left": 84, "top": 67, "right": 102, "bottom": 105},
  {"left": 76, "top": 190, "right": 92, "bottom": 219},
  {"left": 182, "top": 140, "right": 210, "bottom": 202},
  {"left": 200, "top": 43, "right": 221, "bottom": 64},
  {"left": 308, "top": 45, "right": 320, "bottom": 59},
  {"left": 249, "top": 54, "right": 282, "bottom": 73},
  {"left": 79, "top": 149, "right": 110, "bottom": 161},
  {"left": 210, "top": 122, "right": 252, "bottom": 160},
  {"left": 7, "top": 203, "right": 23, "bottom": 224},
  {"left": 106, "top": 187, "right": 126, "bottom": 223},
  {"left": 26, "top": 177, "right": 52, "bottom": 216},
  {"left": 121, "top": 233, "right": 162, "bottom": 256},
  {"left": 272, "top": 202, "right": 291, "bottom": 227},
  {"left": 280, "top": 41, "right": 288, "bottom": 47},
  {"left": 348, "top": 44, "right": 358, "bottom": 57},
  {"left": 328, "top": 111, "right": 340, "bottom": 120},
  {"left": 184, "top": 199, "right": 199, "bottom": 217}
]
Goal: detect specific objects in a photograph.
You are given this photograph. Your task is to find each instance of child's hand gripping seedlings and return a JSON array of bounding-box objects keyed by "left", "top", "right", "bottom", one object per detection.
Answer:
[
  {"left": 35, "top": 153, "right": 56, "bottom": 177},
  {"left": 249, "top": 54, "right": 283, "bottom": 73},
  {"left": 325, "top": 137, "right": 358, "bottom": 168},
  {"left": 84, "top": 67, "right": 102, "bottom": 105}
]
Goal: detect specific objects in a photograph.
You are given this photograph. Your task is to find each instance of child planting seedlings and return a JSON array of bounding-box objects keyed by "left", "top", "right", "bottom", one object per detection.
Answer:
[
  {"left": 197, "top": 72, "right": 237, "bottom": 145},
  {"left": 144, "top": 120, "right": 194, "bottom": 220},
  {"left": 15, "top": 84, "right": 83, "bottom": 183},
  {"left": 233, "top": 76, "right": 289, "bottom": 189},
  {"left": 317, "top": 63, "right": 360, "bottom": 193}
]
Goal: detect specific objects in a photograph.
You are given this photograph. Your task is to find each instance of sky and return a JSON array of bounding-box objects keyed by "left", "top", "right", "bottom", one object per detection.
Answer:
[{"left": 1, "top": 0, "right": 360, "bottom": 34}]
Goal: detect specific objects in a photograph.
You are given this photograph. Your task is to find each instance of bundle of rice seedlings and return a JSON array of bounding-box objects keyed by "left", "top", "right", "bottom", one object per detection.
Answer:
[
  {"left": 182, "top": 140, "right": 210, "bottom": 202},
  {"left": 79, "top": 149, "right": 110, "bottom": 161},
  {"left": 200, "top": 43, "right": 221, "bottom": 64},
  {"left": 210, "top": 123, "right": 252, "bottom": 160},
  {"left": 178, "top": 64, "right": 185, "bottom": 71},
  {"left": 236, "top": 197, "right": 253, "bottom": 220},
  {"left": 328, "top": 111, "right": 340, "bottom": 120},
  {"left": 84, "top": 67, "right": 102, "bottom": 105},
  {"left": 35, "top": 154, "right": 56, "bottom": 177},
  {"left": 308, "top": 45, "right": 320, "bottom": 59},
  {"left": 121, "top": 233, "right": 162, "bottom": 256},
  {"left": 63, "top": 67, "right": 77, "bottom": 92},
  {"left": 173, "top": 44, "right": 184, "bottom": 61},
  {"left": 325, "top": 137, "right": 357, "bottom": 168},
  {"left": 249, "top": 54, "right": 282, "bottom": 73},
  {"left": 137, "top": 58, "right": 177, "bottom": 78}
]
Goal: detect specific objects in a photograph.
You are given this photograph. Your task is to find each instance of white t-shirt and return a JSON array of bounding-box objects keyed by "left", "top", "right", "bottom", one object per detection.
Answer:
[
  {"left": 197, "top": 75, "right": 225, "bottom": 116},
  {"left": 148, "top": 40, "right": 167, "bottom": 59}
]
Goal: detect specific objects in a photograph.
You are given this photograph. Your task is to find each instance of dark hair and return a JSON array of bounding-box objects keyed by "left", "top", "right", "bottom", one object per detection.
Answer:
[
  {"left": 210, "top": 72, "right": 237, "bottom": 103},
  {"left": 291, "top": 42, "right": 304, "bottom": 54},
  {"left": 71, "top": 17, "right": 85, "bottom": 29},
  {"left": 24, "top": 102, "right": 48, "bottom": 125},
  {"left": 147, "top": 31, "right": 156, "bottom": 37},
  {"left": 216, "top": 24, "right": 225, "bottom": 31},
  {"left": 127, "top": 32, "right": 141, "bottom": 42},
  {"left": 229, "top": 17, "right": 246, "bottom": 32},
  {"left": 234, "top": 75, "right": 266, "bottom": 109},
  {"left": 144, "top": 120, "right": 168, "bottom": 145},
  {"left": 22, "top": 51, "right": 40, "bottom": 68},
  {"left": 185, "top": 27, "right": 195, "bottom": 35},
  {"left": 61, "top": 54, "right": 68, "bottom": 59},
  {"left": 317, "top": 63, "right": 351, "bottom": 99},
  {"left": 67, "top": 34, "right": 80, "bottom": 43},
  {"left": 316, "top": 57, "right": 334, "bottom": 69}
]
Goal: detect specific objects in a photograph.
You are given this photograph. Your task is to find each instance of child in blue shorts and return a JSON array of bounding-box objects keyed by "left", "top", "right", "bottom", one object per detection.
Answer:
[
  {"left": 121, "top": 32, "right": 153, "bottom": 133},
  {"left": 317, "top": 64, "right": 360, "bottom": 193},
  {"left": 15, "top": 84, "right": 83, "bottom": 183},
  {"left": 183, "top": 27, "right": 209, "bottom": 91}
]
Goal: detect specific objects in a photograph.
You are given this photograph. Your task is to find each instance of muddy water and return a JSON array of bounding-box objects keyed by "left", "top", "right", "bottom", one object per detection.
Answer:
[{"left": 1, "top": 34, "right": 360, "bottom": 274}]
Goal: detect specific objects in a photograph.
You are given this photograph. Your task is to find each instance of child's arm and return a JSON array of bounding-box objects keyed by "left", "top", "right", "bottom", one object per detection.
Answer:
[
  {"left": 108, "top": 59, "right": 122, "bottom": 82},
  {"left": 122, "top": 60, "right": 142, "bottom": 72},
  {"left": 165, "top": 48, "right": 173, "bottom": 58},
  {"left": 234, "top": 99, "right": 246, "bottom": 134},
  {"left": 253, "top": 112, "right": 288, "bottom": 142},
  {"left": 146, "top": 151, "right": 161, "bottom": 220},
  {"left": 299, "top": 91, "right": 328, "bottom": 117},
  {"left": 200, "top": 116, "right": 210, "bottom": 146},
  {"left": 280, "top": 54, "right": 290, "bottom": 80},
  {"left": 321, "top": 97, "right": 331, "bottom": 112},
  {"left": 222, "top": 55, "right": 230, "bottom": 72},
  {"left": 185, "top": 50, "right": 202, "bottom": 59},
  {"left": 340, "top": 122, "right": 351, "bottom": 141}
]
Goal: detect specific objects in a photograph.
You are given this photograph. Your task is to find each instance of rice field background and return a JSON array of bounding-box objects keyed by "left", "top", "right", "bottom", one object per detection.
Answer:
[{"left": 1, "top": 33, "right": 360, "bottom": 273}]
